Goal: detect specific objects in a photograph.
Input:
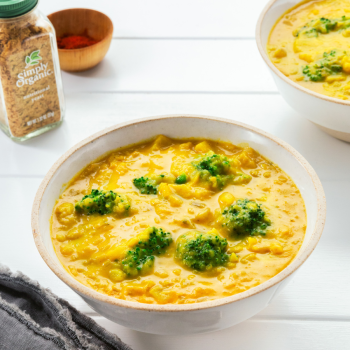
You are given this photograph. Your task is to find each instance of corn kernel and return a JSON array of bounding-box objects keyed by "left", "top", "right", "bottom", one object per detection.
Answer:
[
  {"left": 274, "top": 48, "right": 287, "bottom": 58},
  {"left": 270, "top": 243, "right": 284, "bottom": 255},
  {"left": 109, "top": 269, "right": 126, "bottom": 283}
]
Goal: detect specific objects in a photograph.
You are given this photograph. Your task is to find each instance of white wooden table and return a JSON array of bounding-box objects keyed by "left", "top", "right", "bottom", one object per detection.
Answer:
[{"left": 1, "top": 0, "right": 350, "bottom": 348}]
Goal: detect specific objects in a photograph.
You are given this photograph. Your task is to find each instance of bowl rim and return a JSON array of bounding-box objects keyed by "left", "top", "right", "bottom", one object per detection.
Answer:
[
  {"left": 47, "top": 8, "right": 114, "bottom": 52},
  {"left": 256, "top": 0, "right": 350, "bottom": 107},
  {"left": 31, "top": 114, "right": 326, "bottom": 312}
]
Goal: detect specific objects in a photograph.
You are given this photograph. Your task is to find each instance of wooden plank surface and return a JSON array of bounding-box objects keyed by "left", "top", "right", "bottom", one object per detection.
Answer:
[
  {"left": 91, "top": 317, "right": 350, "bottom": 350},
  {"left": 1, "top": 0, "right": 350, "bottom": 348},
  {"left": 58, "top": 40, "right": 276, "bottom": 93},
  {"left": 40, "top": 0, "right": 265, "bottom": 39}
]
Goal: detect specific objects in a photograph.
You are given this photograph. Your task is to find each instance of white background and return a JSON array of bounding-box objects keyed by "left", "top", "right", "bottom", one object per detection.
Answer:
[{"left": 1, "top": 0, "right": 350, "bottom": 349}]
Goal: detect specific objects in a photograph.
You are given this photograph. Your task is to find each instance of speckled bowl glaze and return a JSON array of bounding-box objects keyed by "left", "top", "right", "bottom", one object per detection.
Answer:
[
  {"left": 32, "top": 115, "right": 326, "bottom": 335},
  {"left": 256, "top": 0, "right": 350, "bottom": 142}
]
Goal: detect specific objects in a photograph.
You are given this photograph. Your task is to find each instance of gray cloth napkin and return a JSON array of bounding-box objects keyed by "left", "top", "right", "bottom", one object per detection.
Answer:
[{"left": 0, "top": 265, "right": 133, "bottom": 350}]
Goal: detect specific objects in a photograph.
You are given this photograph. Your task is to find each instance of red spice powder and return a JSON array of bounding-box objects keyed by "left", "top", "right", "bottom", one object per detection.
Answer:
[{"left": 57, "top": 34, "right": 99, "bottom": 49}]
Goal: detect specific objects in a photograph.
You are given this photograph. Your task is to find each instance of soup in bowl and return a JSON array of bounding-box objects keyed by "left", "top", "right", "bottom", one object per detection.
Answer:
[
  {"left": 32, "top": 115, "right": 326, "bottom": 334},
  {"left": 51, "top": 136, "right": 307, "bottom": 305}
]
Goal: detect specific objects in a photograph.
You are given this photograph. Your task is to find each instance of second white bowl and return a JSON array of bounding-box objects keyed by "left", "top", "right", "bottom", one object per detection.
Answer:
[{"left": 256, "top": 0, "right": 350, "bottom": 142}]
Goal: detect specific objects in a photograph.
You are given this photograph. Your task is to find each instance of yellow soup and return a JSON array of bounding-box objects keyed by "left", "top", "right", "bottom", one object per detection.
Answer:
[
  {"left": 51, "top": 136, "right": 306, "bottom": 305},
  {"left": 268, "top": 0, "right": 350, "bottom": 100}
]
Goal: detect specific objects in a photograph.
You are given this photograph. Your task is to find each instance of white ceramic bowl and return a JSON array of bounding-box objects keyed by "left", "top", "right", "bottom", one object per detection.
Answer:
[
  {"left": 32, "top": 115, "right": 326, "bottom": 335},
  {"left": 256, "top": 0, "right": 350, "bottom": 142}
]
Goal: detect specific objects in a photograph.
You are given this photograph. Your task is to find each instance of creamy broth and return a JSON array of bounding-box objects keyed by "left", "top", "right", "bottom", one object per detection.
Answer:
[{"left": 51, "top": 136, "right": 306, "bottom": 305}]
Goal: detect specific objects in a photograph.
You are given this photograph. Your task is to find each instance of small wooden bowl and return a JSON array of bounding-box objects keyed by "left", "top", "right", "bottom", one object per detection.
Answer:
[{"left": 48, "top": 9, "right": 113, "bottom": 72}]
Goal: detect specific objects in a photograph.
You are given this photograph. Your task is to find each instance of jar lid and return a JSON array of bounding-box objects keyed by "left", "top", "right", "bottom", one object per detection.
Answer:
[{"left": 0, "top": 0, "right": 38, "bottom": 18}]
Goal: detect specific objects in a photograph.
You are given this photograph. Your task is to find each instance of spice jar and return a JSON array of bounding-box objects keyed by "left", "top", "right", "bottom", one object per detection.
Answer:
[{"left": 0, "top": 0, "right": 65, "bottom": 141}]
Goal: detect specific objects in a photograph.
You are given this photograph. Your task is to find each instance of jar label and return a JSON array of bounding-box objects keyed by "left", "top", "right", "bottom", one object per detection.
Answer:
[{"left": 0, "top": 35, "right": 62, "bottom": 138}]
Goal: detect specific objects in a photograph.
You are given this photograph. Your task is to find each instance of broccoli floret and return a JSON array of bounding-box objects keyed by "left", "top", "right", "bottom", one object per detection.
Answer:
[
  {"left": 312, "top": 17, "right": 337, "bottom": 33},
  {"left": 175, "top": 174, "right": 187, "bottom": 184},
  {"left": 337, "top": 15, "right": 350, "bottom": 30},
  {"left": 133, "top": 173, "right": 176, "bottom": 194},
  {"left": 135, "top": 226, "right": 173, "bottom": 255},
  {"left": 192, "top": 152, "right": 233, "bottom": 191},
  {"left": 189, "top": 151, "right": 251, "bottom": 191},
  {"left": 175, "top": 230, "right": 231, "bottom": 272},
  {"left": 295, "top": 16, "right": 350, "bottom": 38},
  {"left": 75, "top": 189, "right": 131, "bottom": 216},
  {"left": 194, "top": 152, "right": 231, "bottom": 176},
  {"left": 121, "top": 252, "right": 155, "bottom": 278},
  {"left": 120, "top": 227, "right": 173, "bottom": 277},
  {"left": 133, "top": 176, "right": 158, "bottom": 194},
  {"left": 294, "top": 17, "right": 337, "bottom": 37},
  {"left": 302, "top": 50, "right": 343, "bottom": 82},
  {"left": 293, "top": 16, "right": 350, "bottom": 38},
  {"left": 218, "top": 199, "right": 270, "bottom": 237}
]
